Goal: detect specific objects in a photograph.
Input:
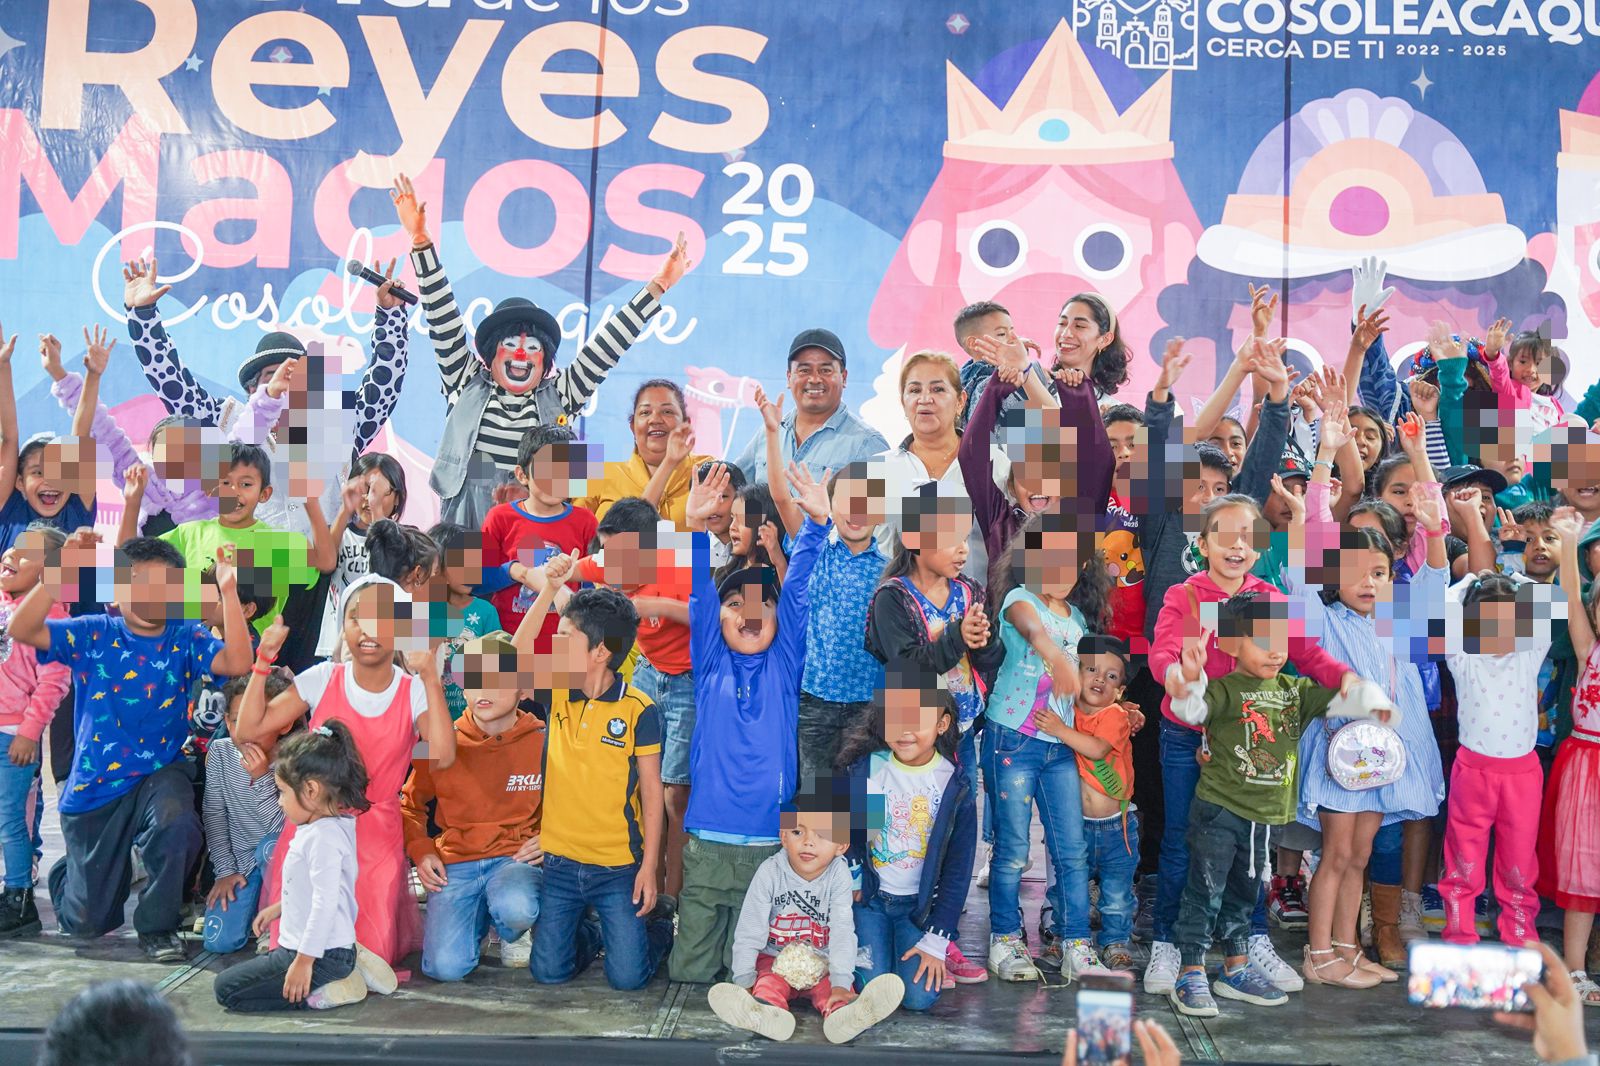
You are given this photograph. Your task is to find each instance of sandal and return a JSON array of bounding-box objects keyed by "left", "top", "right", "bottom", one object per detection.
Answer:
[
  {"left": 1303, "top": 946, "right": 1381, "bottom": 989},
  {"left": 1335, "top": 940, "right": 1397, "bottom": 984},
  {"left": 1570, "top": 971, "right": 1600, "bottom": 1007}
]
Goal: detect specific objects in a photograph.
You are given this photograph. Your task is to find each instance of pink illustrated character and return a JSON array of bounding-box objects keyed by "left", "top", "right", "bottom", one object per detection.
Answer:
[{"left": 683, "top": 364, "right": 765, "bottom": 459}]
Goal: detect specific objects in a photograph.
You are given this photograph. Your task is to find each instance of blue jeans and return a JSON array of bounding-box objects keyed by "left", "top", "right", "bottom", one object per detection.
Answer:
[
  {"left": 855, "top": 893, "right": 941, "bottom": 1012},
  {"left": 0, "top": 735, "right": 35, "bottom": 889},
  {"left": 632, "top": 661, "right": 695, "bottom": 786},
  {"left": 968, "top": 724, "right": 994, "bottom": 846},
  {"left": 203, "top": 833, "right": 279, "bottom": 954},
  {"left": 1085, "top": 811, "right": 1141, "bottom": 947},
  {"left": 423, "top": 856, "right": 544, "bottom": 981},
  {"left": 1369, "top": 820, "right": 1403, "bottom": 886},
  {"left": 531, "top": 853, "right": 671, "bottom": 990},
  {"left": 986, "top": 724, "right": 1089, "bottom": 940},
  {"left": 1153, "top": 719, "right": 1267, "bottom": 942}
]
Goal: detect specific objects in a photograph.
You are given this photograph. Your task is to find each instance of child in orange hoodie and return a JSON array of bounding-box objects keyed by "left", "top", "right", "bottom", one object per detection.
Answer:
[{"left": 401, "top": 632, "right": 544, "bottom": 978}]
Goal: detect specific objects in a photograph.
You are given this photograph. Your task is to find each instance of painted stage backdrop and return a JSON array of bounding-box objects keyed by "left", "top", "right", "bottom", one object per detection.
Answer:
[{"left": 1, "top": 0, "right": 1599, "bottom": 521}]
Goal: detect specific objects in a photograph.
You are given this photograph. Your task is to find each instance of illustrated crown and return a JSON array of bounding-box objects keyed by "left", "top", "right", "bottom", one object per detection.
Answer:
[{"left": 944, "top": 19, "right": 1175, "bottom": 164}]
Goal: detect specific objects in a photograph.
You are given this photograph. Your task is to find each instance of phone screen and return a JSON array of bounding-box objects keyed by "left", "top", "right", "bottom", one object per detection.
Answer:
[
  {"left": 1407, "top": 941, "right": 1542, "bottom": 1012},
  {"left": 1076, "top": 987, "right": 1133, "bottom": 1065}
]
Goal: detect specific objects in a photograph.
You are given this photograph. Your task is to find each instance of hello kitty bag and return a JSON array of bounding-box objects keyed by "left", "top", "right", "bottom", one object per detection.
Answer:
[{"left": 1326, "top": 661, "right": 1405, "bottom": 792}]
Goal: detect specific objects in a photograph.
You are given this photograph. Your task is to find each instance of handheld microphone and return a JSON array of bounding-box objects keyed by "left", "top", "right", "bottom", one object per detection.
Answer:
[{"left": 345, "top": 260, "right": 418, "bottom": 306}]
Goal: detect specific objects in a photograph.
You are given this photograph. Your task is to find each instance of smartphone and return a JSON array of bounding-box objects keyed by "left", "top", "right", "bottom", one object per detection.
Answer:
[
  {"left": 1407, "top": 941, "right": 1543, "bottom": 1012},
  {"left": 1076, "top": 971, "right": 1135, "bottom": 1066}
]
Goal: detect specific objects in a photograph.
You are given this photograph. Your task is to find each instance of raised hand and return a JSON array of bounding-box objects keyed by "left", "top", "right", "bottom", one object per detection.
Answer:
[
  {"left": 785, "top": 462, "right": 830, "bottom": 525},
  {"left": 1154, "top": 337, "right": 1192, "bottom": 396},
  {"left": 970, "top": 333, "right": 1027, "bottom": 376},
  {"left": 257, "top": 615, "right": 291, "bottom": 662},
  {"left": 1410, "top": 482, "right": 1443, "bottom": 534},
  {"left": 686, "top": 462, "right": 730, "bottom": 527},
  {"left": 0, "top": 325, "right": 13, "bottom": 367},
  {"left": 213, "top": 544, "right": 239, "bottom": 596},
  {"left": 340, "top": 475, "right": 365, "bottom": 518},
  {"left": 1396, "top": 411, "right": 1427, "bottom": 460},
  {"left": 264, "top": 357, "right": 300, "bottom": 399},
  {"left": 83, "top": 325, "right": 115, "bottom": 376},
  {"left": 648, "top": 231, "right": 692, "bottom": 296},
  {"left": 122, "top": 257, "right": 171, "bottom": 309},
  {"left": 753, "top": 385, "right": 783, "bottom": 433},
  {"left": 1550, "top": 504, "right": 1584, "bottom": 547},
  {"left": 1349, "top": 304, "right": 1390, "bottom": 355},
  {"left": 1179, "top": 631, "right": 1210, "bottom": 683},
  {"left": 664, "top": 423, "right": 695, "bottom": 468},
  {"left": 37, "top": 333, "right": 63, "bottom": 381},
  {"left": 391, "top": 173, "right": 429, "bottom": 247},
  {"left": 1248, "top": 283, "right": 1279, "bottom": 338},
  {"left": 122, "top": 463, "right": 149, "bottom": 504},
  {"left": 756, "top": 518, "right": 783, "bottom": 560},
  {"left": 1248, "top": 337, "right": 1292, "bottom": 391},
  {"left": 543, "top": 548, "right": 577, "bottom": 589},
  {"left": 373, "top": 258, "right": 401, "bottom": 310},
  {"left": 1270, "top": 474, "right": 1306, "bottom": 526},
  {"left": 1351, "top": 256, "right": 1395, "bottom": 321},
  {"left": 1494, "top": 505, "right": 1522, "bottom": 543},
  {"left": 1410, "top": 377, "right": 1441, "bottom": 421},
  {"left": 1428, "top": 320, "right": 1464, "bottom": 362},
  {"left": 1484, "top": 316, "right": 1513, "bottom": 357},
  {"left": 403, "top": 645, "right": 442, "bottom": 677},
  {"left": 1318, "top": 402, "right": 1353, "bottom": 455},
  {"left": 1290, "top": 375, "right": 1323, "bottom": 422}
]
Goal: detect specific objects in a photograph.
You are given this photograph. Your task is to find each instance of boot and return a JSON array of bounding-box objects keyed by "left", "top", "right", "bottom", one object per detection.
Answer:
[
  {"left": 1370, "top": 883, "right": 1406, "bottom": 970},
  {"left": 0, "top": 886, "right": 41, "bottom": 938}
]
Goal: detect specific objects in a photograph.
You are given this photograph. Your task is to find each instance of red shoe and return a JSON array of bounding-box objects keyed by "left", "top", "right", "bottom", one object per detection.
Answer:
[{"left": 945, "top": 941, "right": 989, "bottom": 984}]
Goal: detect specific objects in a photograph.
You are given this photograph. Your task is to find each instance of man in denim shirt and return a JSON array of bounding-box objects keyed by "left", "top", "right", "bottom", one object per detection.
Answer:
[{"left": 733, "top": 330, "right": 888, "bottom": 485}]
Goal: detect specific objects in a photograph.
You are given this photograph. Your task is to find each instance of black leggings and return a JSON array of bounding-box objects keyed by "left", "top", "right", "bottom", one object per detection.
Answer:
[{"left": 214, "top": 946, "right": 356, "bottom": 1012}]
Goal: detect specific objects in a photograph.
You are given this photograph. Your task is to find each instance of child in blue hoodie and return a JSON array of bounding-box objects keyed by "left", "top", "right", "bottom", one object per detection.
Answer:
[{"left": 669, "top": 462, "right": 828, "bottom": 983}]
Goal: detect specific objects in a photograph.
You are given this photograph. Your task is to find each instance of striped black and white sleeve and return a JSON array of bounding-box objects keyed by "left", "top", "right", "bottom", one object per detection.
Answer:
[
  {"left": 410, "top": 243, "right": 474, "bottom": 404},
  {"left": 555, "top": 287, "right": 662, "bottom": 415},
  {"left": 203, "top": 741, "right": 240, "bottom": 877}
]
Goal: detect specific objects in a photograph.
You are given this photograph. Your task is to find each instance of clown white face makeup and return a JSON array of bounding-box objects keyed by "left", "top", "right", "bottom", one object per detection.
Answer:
[{"left": 493, "top": 332, "right": 545, "bottom": 395}]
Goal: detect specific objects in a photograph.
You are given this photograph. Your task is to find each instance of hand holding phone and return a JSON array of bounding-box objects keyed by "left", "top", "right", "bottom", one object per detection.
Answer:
[
  {"left": 1408, "top": 941, "right": 1543, "bottom": 1012},
  {"left": 1075, "top": 972, "right": 1134, "bottom": 1066}
]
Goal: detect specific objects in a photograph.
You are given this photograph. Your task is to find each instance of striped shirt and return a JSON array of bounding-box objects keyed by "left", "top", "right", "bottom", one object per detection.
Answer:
[
  {"left": 411, "top": 244, "right": 660, "bottom": 471},
  {"left": 203, "top": 737, "right": 285, "bottom": 878}
]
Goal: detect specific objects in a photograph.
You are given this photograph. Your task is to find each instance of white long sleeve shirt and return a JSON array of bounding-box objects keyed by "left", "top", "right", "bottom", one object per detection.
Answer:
[{"left": 279, "top": 815, "right": 359, "bottom": 959}]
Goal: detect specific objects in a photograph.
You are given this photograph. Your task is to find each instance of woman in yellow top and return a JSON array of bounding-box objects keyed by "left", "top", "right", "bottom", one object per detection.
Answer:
[{"left": 577, "top": 379, "right": 713, "bottom": 529}]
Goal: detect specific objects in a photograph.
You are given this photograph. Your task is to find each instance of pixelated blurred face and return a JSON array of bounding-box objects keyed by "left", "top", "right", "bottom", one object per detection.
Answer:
[
  {"left": 830, "top": 475, "right": 884, "bottom": 544},
  {"left": 1465, "top": 598, "right": 1522, "bottom": 656},
  {"left": 960, "top": 310, "right": 1017, "bottom": 360},
  {"left": 1262, "top": 475, "right": 1306, "bottom": 530},
  {"left": 788, "top": 348, "right": 845, "bottom": 418},
  {"left": 1198, "top": 504, "right": 1265, "bottom": 581},
  {"left": 1350, "top": 411, "right": 1387, "bottom": 471},
  {"left": 217, "top": 462, "right": 271, "bottom": 524},
  {"left": 1337, "top": 548, "right": 1393, "bottom": 615},
  {"left": 780, "top": 810, "right": 849, "bottom": 879},
  {"left": 441, "top": 533, "right": 484, "bottom": 591},
  {"left": 358, "top": 469, "right": 401, "bottom": 527},
  {"left": 1020, "top": 526, "right": 1081, "bottom": 600},
  {"left": 1008, "top": 423, "right": 1070, "bottom": 513},
  {"left": 492, "top": 332, "right": 545, "bottom": 395},
  {"left": 1206, "top": 420, "right": 1247, "bottom": 474},
  {"left": 1522, "top": 522, "right": 1561, "bottom": 580},
  {"left": 344, "top": 584, "right": 398, "bottom": 666},
  {"left": 882, "top": 685, "right": 948, "bottom": 766},
  {"left": 1054, "top": 300, "right": 1111, "bottom": 374},
  {"left": 457, "top": 650, "right": 529, "bottom": 720},
  {"left": 1229, "top": 616, "right": 1289, "bottom": 679},
  {"left": 630, "top": 386, "right": 685, "bottom": 465},
  {"left": 719, "top": 583, "right": 777, "bottom": 655},
  {"left": 517, "top": 442, "right": 597, "bottom": 509},
  {"left": 116, "top": 559, "right": 184, "bottom": 631},
  {"left": 0, "top": 529, "right": 50, "bottom": 595},
  {"left": 903, "top": 506, "right": 970, "bottom": 580},
  {"left": 1379, "top": 461, "right": 1418, "bottom": 534},
  {"left": 901, "top": 361, "right": 962, "bottom": 439},
  {"left": 1185, "top": 464, "right": 1230, "bottom": 513},
  {"left": 152, "top": 425, "right": 225, "bottom": 492},
  {"left": 1078, "top": 651, "right": 1126, "bottom": 710},
  {"left": 597, "top": 531, "right": 660, "bottom": 587}
]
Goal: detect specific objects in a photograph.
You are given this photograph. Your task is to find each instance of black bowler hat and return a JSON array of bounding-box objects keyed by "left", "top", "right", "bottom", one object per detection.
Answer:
[{"left": 474, "top": 297, "right": 561, "bottom": 368}]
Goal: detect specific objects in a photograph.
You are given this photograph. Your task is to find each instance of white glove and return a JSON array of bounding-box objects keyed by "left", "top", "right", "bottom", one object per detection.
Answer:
[
  {"left": 1351, "top": 256, "right": 1396, "bottom": 325},
  {"left": 1329, "top": 678, "right": 1401, "bottom": 729}
]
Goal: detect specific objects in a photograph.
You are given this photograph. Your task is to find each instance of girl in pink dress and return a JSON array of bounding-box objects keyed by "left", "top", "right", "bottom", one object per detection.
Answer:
[
  {"left": 237, "top": 575, "right": 457, "bottom": 970},
  {"left": 1538, "top": 507, "right": 1600, "bottom": 1005}
]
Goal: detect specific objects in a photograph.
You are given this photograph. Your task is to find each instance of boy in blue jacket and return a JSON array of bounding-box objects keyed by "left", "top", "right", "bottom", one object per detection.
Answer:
[{"left": 670, "top": 461, "right": 829, "bottom": 984}]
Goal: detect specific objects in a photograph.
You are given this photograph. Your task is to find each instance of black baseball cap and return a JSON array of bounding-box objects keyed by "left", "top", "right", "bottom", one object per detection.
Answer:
[
  {"left": 1441, "top": 464, "right": 1509, "bottom": 495},
  {"left": 788, "top": 328, "right": 846, "bottom": 368},
  {"left": 716, "top": 566, "right": 779, "bottom": 604}
]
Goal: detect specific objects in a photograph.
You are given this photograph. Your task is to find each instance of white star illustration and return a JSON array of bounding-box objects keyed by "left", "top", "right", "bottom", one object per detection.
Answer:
[
  {"left": 269, "top": 45, "right": 292, "bottom": 64},
  {"left": 946, "top": 13, "right": 971, "bottom": 34},
  {"left": 0, "top": 26, "right": 23, "bottom": 62},
  {"left": 1411, "top": 66, "right": 1433, "bottom": 100},
  {"left": 184, "top": 53, "right": 203, "bottom": 72},
  {"left": 317, "top": 85, "right": 331, "bottom": 97}
]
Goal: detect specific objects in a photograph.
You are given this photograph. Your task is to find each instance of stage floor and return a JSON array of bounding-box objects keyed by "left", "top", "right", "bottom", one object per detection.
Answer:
[{"left": 3, "top": 774, "right": 1593, "bottom": 1065}]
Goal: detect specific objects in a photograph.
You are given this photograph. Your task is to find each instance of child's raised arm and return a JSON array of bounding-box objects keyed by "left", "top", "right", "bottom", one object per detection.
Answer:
[
  {"left": 209, "top": 545, "right": 256, "bottom": 678},
  {"left": 1555, "top": 506, "right": 1595, "bottom": 663},
  {"left": 0, "top": 326, "right": 18, "bottom": 512},
  {"left": 510, "top": 550, "right": 575, "bottom": 655},
  {"left": 756, "top": 387, "right": 803, "bottom": 537},
  {"left": 403, "top": 647, "right": 456, "bottom": 772},
  {"left": 233, "top": 618, "right": 311, "bottom": 745}
]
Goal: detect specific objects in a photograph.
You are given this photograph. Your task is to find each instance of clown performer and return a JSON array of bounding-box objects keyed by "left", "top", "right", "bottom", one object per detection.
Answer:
[{"left": 391, "top": 174, "right": 693, "bottom": 528}]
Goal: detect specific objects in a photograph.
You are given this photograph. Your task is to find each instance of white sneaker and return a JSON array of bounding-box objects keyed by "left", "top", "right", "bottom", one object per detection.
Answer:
[
  {"left": 307, "top": 967, "right": 368, "bottom": 1010},
  {"left": 1398, "top": 890, "right": 1428, "bottom": 944},
  {"left": 976, "top": 845, "right": 993, "bottom": 889},
  {"left": 823, "top": 974, "right": 905, "bottom": 1044},
  {"left": 1248, "top": 933, "right": 1303, "bottom": 993},
  {"left": 355, "top": 943, "right": 399, "bottom": 995},
  {"left": 499, "top": 929, "right": 532, "bottom": 969},
  {"left": 987, "top": 934, "right": 1041, "bottom": 981},
  {"left": 1063, "top": 938, "right": 1102, "bottom": 981},
  {"left": 708, "top": 983, "right": 796, "bottom": 1042},
  {"left": 1143, "top": 941, "right": 1181, "bottom": 995}
]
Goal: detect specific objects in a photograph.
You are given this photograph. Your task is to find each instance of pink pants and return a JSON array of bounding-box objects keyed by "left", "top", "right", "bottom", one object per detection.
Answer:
[
  {"left": 753, "top": 953, "right": 839, "bottom": 1017},
  {"left": 1440, "top": 748, "right": 1542, "bottom": 946}
]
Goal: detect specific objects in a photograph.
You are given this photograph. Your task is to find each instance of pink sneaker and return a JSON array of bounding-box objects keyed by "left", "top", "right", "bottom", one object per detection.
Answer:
[{"left": 945, "top": 942, "right": 989, "bottom": 984}]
